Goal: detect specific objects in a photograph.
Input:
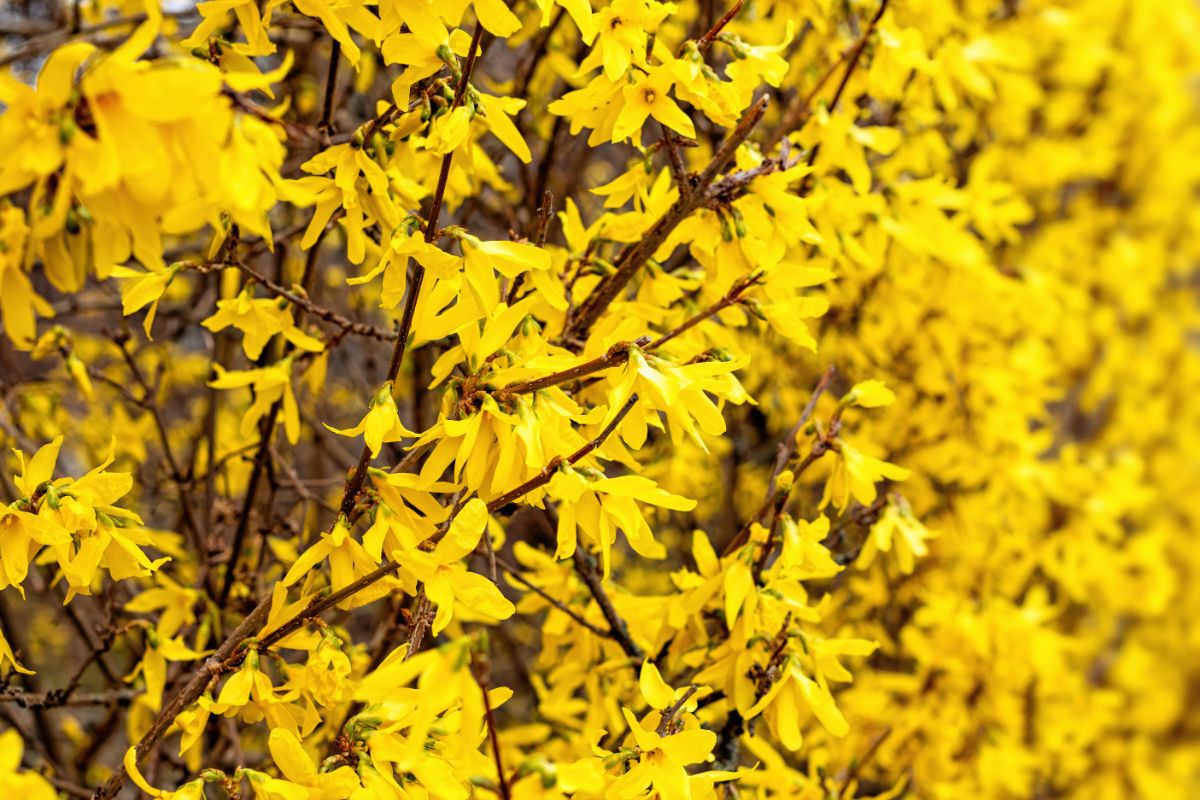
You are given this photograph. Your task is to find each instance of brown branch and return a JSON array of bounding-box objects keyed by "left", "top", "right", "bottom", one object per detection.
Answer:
[
  {"left": 696, "top": 0, "right": 745, "bottom": 51},
  {"left": 836, "top": 725, "right": 893, "bottom": 791},
  {"left": 713, "top": 710, "right": 745, "bottom": 771},
  {"left": 747, "top": 429, "right": 839, "bottom": 582},
  {"left": 768, "top": 365, "right": 836, "bottom": 490},
  {"left": 496, "top": 338, "right": 649, "bottom": 399},
  {"left": 531, "top": 115, "right": 568, "bottom": 221},
  {"left": 218, "top": 402, "right": 279, "bottom": 608},
  {"left": 470, "top": 651, "right": 512, "bottom": 800},
  {"left": 271, "top": 441, "right": 339, "bottom": 514},
  {"left": 319, "top": 40, "right": 342, "bottom": 137},
  {"left": 49, "top": 776, "right": 92, "bottom": 799},
  {"left": 210, "top": 220, "right": 335, "bottom": 610},
  {"left": 561, "top": 95, "right": 770, "bottom": 345},
  {"left": 750, "top": 612, "right": 794, "bottom": 701},
  {"left": 348, "top": 92, "right": 429, "bottom": 149},
  {"left": 501, "top": 272, "right": 760, "bottom": 400},
  {"left": 226, "top": 91, "right": 325, "bottom": 145},
  {"left": 514, "top": 7, "right": 566, "bottom": 101},
  {"left": 655, "top": 685, "right": 701, "bottom": 735},
  {"left": 646, "top": 272, "right": 762, "bottom": 351},
  {"left": 0, "top": 19, "right": 57, "bottom": 36},
  {"left": 402, "top": 590, "right": 434, "bottom": 661},
  {"left": 714, "top": 614, "right": 794, "bottom": 770},
  {"left": 533, "top": 191, "right": 555, "bottom": 248},
  {"left": 214, "top": 226, "right": 362, "bottom": 608},
  {"left": 704, "top": 138, "right": 797, "bottom": 200},
  {"left": 0, "top": 688, "right": 139, "bottom": 709},
  {"left": 763, "top": 49, "right": 851, "bottom": 152},
  {"left": 39, "top": 583, "right": 122, "bottom": 688},
  {"left": 822, "top": 0, "right": 890, "bottom": 118},
  {"left": 54, "top": 621, "right": 134, "bottom": 705},
  {"left": 92, "top": 598, "right": 273, "bottom": 800},
  {"left": 661, "top": 124, "right": 691, "bottom": 196},
  {"left": 338, "top": 22, "right": 486, "bottom": 519}
]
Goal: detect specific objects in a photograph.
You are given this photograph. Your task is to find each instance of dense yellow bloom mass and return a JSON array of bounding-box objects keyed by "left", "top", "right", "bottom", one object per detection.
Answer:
[{"left": 0, "top": 0, "right": 1197, "bottom": 798}]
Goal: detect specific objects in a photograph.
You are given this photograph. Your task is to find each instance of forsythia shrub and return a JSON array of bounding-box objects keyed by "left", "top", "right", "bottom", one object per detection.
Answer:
[{"left": 0, "top": 0, "right": 1197, "bottom": 798}]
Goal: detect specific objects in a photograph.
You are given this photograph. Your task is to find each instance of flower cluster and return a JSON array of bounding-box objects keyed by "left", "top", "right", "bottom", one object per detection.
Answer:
[{"left": 0, "top": 0, "right": 1197, "bottom": 799}]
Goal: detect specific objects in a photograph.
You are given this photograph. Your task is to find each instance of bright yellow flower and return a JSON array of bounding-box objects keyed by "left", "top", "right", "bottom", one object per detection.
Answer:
[
  {"left": 210, "top": 359, "right": 303, "bottom": 444},
  {"left": 202, "top": 289, "right": 324, "bottom": 360},
  {"left": 0, "top": 730, "right": 62, "bottom": 800},
  {"left": 612, "top": 67, "right": 695, "bottom": 144},
  {"left": 325, "top": 382, "right": 419, "bottom": 457}
]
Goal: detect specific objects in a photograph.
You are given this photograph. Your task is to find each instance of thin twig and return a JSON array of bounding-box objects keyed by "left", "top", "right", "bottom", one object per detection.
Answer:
[
  {"left": 646, "top": 273, "right": 762, "bottom": 351},
  {"left": 0, "top": 11, "right": 195, "bottom": 68},
  {"left": 319, "top": 40, "right": 341, "bottom": 137},
  {"left": 768, "top": 365, "right": 836, "bottom": 490},
  {"left": 0, "top": 688, "right": 139, "bottom": 709},
  {"left": 661, "top": 124, "right": 691, "bottom": 195},
  {"left": 470, "top": 651, "right": 512, "bottom": 800},
  {"left": 696, "top": 0, "right": 745, "bottom": 51},
  {"left": 748, "top": 429, "right": 839, "bottom": 582},
  {"left": 113, "top": 337, "right": 207, "bottom": 562},
  {"left": 764, "top": 0, "right": 889, "bottom": 152},
  {"left": 218, "top": 403, "right": 279, "bottom": 608},
  {"left": 495, "top": 556, "right": 612, "bottom": 638},
  {"left": 572, "top": 547, "right": 644, "bottom": 660},
  {"left": 191, "top": 260, "right": 397, "bottom": 341},
  {"left": 836, "top": 726, "right": 893, "bottom": 791},
  {"left": 802, "top": 0, "right": 890, "bottom": 178},
  {"left": 722, "top": 366, "right": 837, "bottom": 558}
]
